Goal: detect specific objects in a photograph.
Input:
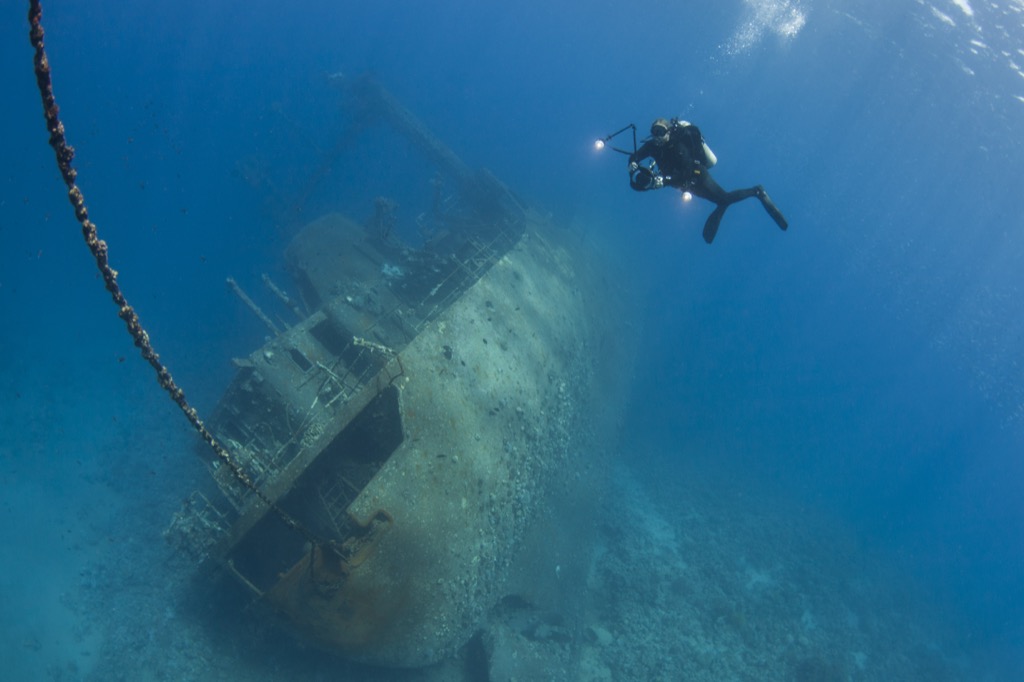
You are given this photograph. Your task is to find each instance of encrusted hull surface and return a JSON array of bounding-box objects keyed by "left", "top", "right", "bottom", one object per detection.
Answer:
[{"left": 166, "top": 75, "right": 629, "bottom": 668}]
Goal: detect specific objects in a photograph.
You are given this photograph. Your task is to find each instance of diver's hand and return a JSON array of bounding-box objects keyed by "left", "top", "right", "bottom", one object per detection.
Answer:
[
  {"left": 628, "top": 161, "right": 639, "bottom": 173},
  {"left": 653, "top": 175, "right": 664, "bottom": 189}
]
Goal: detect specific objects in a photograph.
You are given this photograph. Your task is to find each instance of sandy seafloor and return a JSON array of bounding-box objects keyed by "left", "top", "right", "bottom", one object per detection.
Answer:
[{"left": 2, "top": 365, "right": 976, "bottom": 682}]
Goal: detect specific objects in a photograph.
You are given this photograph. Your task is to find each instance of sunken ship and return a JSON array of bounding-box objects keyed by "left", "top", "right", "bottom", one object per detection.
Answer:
[{"left": 166, "top": 75, "right": 629, "bottom": 668}]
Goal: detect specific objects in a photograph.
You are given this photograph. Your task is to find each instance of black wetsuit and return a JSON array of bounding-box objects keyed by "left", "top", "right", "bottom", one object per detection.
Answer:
[{"left": 628, "top": 123, "right": 787, "bottom": 243}]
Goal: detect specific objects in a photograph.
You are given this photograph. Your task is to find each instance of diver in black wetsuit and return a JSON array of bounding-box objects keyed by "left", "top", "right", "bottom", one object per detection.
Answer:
[{"left": 628, "top": 118, "right": 788, "bottom": 243}]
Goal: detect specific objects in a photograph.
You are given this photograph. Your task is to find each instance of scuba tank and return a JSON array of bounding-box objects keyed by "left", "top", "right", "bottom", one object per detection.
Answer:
[{"left": 673, "top": 119, "right": 717, "bottom": 168}]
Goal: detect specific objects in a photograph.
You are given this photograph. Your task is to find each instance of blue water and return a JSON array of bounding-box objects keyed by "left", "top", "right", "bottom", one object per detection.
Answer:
[{"left": 2, "top": 0, "right": 1023, "bottom": 679}]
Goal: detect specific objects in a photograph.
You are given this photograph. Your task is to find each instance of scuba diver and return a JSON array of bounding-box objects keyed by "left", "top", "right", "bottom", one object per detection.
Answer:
[{"left": 627, "top": 118, "right": 788, "bottom": 243}]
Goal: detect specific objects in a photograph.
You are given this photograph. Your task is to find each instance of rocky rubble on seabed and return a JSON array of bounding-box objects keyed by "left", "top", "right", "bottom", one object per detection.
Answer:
[{"left": 578, "top": 459, "right": 969, "bottom": 682}]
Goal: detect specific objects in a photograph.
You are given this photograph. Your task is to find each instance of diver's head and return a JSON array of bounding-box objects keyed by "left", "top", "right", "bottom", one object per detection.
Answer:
[{"left": 651, "top": 118, "right": 671, "bottom": 145}]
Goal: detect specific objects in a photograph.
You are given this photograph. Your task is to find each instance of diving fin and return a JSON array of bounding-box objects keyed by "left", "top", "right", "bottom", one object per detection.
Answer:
[
  {"left": 757, "top": 188, "right": 788, "bottom": 231},
  {"left": 703, "top": 205, "right": 727, "bottom": 244}
]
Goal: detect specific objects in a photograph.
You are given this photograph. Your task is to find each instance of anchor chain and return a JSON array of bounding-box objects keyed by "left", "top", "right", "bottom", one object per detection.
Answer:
[{"left": 27, "top": 0, "right": 323, "bottom": 549}]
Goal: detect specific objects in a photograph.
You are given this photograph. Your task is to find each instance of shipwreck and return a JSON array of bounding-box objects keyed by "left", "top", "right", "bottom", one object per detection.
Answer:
[{"left": 166, "top": 75, "right": 629, "bottom": 668}]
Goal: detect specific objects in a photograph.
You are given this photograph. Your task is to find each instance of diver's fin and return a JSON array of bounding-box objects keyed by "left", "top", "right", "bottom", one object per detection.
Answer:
[
  {"left": 703, "top": 205, "right": 727, "bottom": 244},
  {"left": 757, "top": 188, "right": 788, "bottom": 231}
]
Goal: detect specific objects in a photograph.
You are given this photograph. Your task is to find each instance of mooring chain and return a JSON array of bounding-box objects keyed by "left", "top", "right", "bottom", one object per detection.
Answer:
[{"left": 27, "top": 0, "right": 321, "bottom": 548}]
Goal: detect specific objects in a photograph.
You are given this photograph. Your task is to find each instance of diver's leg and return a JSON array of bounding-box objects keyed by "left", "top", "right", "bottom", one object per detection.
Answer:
[
  {"left": 700, "top": 178, "right": 788, "bottom": 233},
  {"left": 694, "top": 172, "right": 786, "bottom": 241},
  {"left": 689, "top": 171, "right": 729, "bottom": 204},
  {"left": 755, "top": 185, "right": 788, "bottom": 230},
  {"left": 703, "top": 205, "right": 727, "bottom": 244},
  {"left": 693, "top": 174, "right": 757, "bottom": 244},
  {"left": 721, "top": 186, "right": 761, "bottom": 205},
  {"left": 691, "top": 171, "right": 759, "bottom": 205}
]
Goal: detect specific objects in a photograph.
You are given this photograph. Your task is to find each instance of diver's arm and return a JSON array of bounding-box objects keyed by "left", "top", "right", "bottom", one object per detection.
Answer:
[{"left": 628, "top": 140, "right": 654, "bottom": 167}]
